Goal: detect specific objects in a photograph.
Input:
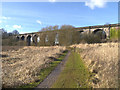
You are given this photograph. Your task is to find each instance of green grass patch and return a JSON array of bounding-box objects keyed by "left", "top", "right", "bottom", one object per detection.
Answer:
[
  {"left": 51, "top": 51, "right": 93, "bottom": 88},
  {"left": 110, "top": 28, "right": 120, "bottom": 40},
  {"left": 18, "top": 50, "right": 68, "bottom": 88}
]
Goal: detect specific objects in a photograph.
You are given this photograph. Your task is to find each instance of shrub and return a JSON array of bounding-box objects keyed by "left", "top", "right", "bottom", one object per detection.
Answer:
[
  {"left": 82, "top": 33, "right": 102, "bottom": 44},
  {"left": 2, "top": 36, "right": 26, "bottom": 46}
]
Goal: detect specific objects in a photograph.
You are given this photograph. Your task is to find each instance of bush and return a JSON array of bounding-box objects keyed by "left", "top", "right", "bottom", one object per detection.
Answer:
[
  {"left": 82, "top": 33, "right": 102, "bottom": 44},
  {"left": 2, "top": 36, "right": 26, "bottom": 46}
]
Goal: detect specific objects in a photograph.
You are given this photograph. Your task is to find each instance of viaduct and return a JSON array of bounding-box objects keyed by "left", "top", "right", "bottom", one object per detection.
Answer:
[{"left": 16, "top": 24, "right": 119, "bottom": 46}]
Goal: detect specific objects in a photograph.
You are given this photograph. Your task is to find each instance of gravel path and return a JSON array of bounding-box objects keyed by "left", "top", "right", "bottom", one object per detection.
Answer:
[{"left": 35, "top": 51, "right": 71, "bottom": 89}]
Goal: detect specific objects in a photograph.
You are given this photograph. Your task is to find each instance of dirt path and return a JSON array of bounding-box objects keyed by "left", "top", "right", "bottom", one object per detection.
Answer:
[{"left": 34, "top": 51, "right": 71, "bottom": 89}]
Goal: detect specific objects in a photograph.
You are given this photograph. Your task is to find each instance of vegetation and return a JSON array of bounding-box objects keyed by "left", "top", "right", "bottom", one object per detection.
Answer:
[
  {"left": 51, "top": 50, "right": 94, "bottom": 88},
  {"left": 110, "top": 28, "right": 120, "bottom": 40},
  {"left": 1, "top": 28, "right": 20, "bottom": 46},
  {"left": 2, "top": 29, "right": 104, "bottom": 46},
  {"left": 40, "top": 24, "right": 75, "bottom": 31},
  {"left": 1, "top": 28, "right": 19, "bottom": 38},
  {"left": 81, "top": 33, "right": 102, "bottom": 44},
  {"left": 18, "top": 50, "right": 68, "bottom": 88},
  {"left": 60, "top": 24, "right": 75, "bottom": 30},
  {"left": 37, "top": 25, "right": 77, "bottom": 46},
  {"left": 2, "top": 25, "right": 119, "bottom": 46},
  {"left": 37, "top": 29, "right": 81, "bottom": 46}
]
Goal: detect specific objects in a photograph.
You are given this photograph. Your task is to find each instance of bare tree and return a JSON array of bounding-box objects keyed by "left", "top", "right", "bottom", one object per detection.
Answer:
[
  {"left": 60, "top": 25, "right": 75, "bottom": 30},
  {"left": 12, "top": 30, "right": 19, "bottom": 35},
  {"left": 40, "top": 24, "right": 74, "bottom": 32},
  {"left": 53, "top": 25, "right": 59, "bottom": 30},
  {"left": 0, "top": 28, "right": 8, "bottom": 38},
  {"left": 41, "top": 27, "right": 46, "bottom": 31},
  {"left": 41, "top": 26, "right": 54, "bottom": 31},
  {"left": 47, "top": 26, "right": 53, "bottom": 31}
]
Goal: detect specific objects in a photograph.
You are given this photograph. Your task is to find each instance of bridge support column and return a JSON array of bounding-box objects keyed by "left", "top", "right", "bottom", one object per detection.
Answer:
[
  {"left": 108, "top": 24, "right": 111, "bottom": 39},
  {"left": 89, "top": 26, "right": 91, "bottom": 34}
]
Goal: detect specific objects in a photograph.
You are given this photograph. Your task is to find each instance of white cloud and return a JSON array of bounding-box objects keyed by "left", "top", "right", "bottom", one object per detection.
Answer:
[
  {"left": 49, "top": 0, "right": 56, "bottom": 2},
  {"left": 36, "top": 20, "right": 42, "bottom": 25},
  {"left": 5, "top": 25, "right": 9, "bottom": 27},
  {"left": 13, "top": 25, "right": 22, "bottom": 29},
  {"left": 1, "top": 16, "right": 11, "bottom": 20},
  {"left": 0, "top": 21, "right": 2, "bottom": 23},
  {"left": 85, "top": 0, "right": 107, "bottom": 10}
]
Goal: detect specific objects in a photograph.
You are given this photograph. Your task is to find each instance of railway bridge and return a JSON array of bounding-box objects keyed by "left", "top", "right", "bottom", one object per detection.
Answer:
[{"left": 16, "top": 24, "right": 118, "bottom": 46}]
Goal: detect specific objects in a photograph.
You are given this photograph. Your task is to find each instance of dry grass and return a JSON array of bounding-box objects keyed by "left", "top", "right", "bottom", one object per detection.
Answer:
[
  {"left": 71, "top": 43, "right": 118, "bottom": 88},
  {"left": 1, "top": 46, "right": 66, "bottom": 88}
]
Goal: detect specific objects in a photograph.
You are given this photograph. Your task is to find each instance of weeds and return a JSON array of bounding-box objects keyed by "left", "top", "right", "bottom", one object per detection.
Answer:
[{"left": 18, "top": 50, "right": 68, "bottom": 88}]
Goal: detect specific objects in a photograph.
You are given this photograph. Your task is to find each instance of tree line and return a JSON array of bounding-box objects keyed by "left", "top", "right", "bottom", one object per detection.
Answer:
[
  {"left": 0, "top": 24, "right": 75, "bottom": 38},
  {"left": 39, "top": 24, "right": 75, "bottom": 31},
  {"left": 0, "top": 28, "right": 19, "bottom": 39}
]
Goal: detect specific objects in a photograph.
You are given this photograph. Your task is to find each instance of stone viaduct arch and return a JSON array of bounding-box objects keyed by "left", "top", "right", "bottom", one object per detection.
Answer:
[
  {"left": 26, "top": 35, "right": 31, "bottom": 46},
  {"left": 76, "top": 24, "right": 118, "bottom": 39},
  {"left": 32, "top": 34, "right": 38, "bottom": 46},
  {"left": 16, "top": 34, "right": 39, "bottom": 46},
  {"left": 92, "top": 29, "right": 107, "bottom": 39},
  {"left": 21, "top": 36, "right": 25, "bottom": 40},
  {"left": 91, "top": 27, "right": 110, "bottom": 39}
]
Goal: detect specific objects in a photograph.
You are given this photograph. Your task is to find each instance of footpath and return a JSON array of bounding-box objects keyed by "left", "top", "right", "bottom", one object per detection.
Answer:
[{"left": 35, "top": 51, "right": 71, "bottom": 89}]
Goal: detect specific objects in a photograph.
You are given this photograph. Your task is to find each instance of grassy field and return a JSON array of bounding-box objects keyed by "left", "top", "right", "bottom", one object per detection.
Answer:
[
  {"left": 18, "top": 50, "right": 68, "bottom": 88},
  {"left": 71, "top": 43, "right": 118, "bottom": 88},
  {"left": 51, "top": 51, "right": 94, "bottom": 88}
]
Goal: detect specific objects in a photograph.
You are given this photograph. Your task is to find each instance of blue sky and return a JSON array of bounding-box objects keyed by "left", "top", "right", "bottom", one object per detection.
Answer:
[{"left": 0, "top": 2, "right": 118, "bottom": 34}]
